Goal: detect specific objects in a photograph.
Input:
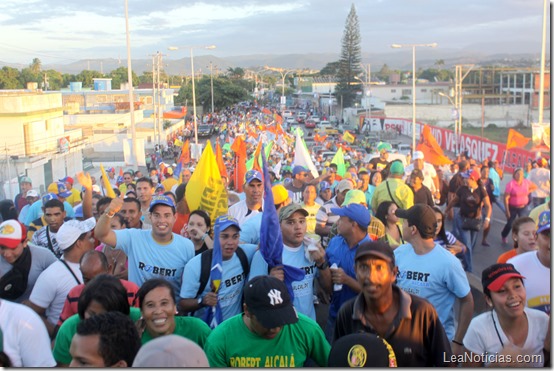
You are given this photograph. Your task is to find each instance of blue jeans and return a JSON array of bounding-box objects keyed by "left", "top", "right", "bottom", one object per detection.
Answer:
[
  {"left": 493, "top": 197, "right": 506, "bottom": 213},
  {"left": 455, "top": 215, "right": 477, "bottom": 273},
  {"left": 501, "top": 205, "right": 529, "bottom": 238}
]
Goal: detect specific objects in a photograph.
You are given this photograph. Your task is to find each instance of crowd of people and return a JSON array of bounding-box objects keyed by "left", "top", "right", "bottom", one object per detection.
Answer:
[{"left": 0, "top": 105, "right": 550, "bottom": 367}]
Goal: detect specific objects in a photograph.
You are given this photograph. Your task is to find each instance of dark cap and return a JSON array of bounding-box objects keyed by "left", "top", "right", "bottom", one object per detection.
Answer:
[
  {"left": 355, "top": 240, "right": 395, "bottom": 266},
  {"left": 244, "top": 276, "right": 298, "bottom": 329},
  {"left": 328, "top": 333, "right": 397, "bottom": 367},
  {"left": 481, "top": 263, "right": 525, "bottom": 292},
  {"left": 395, "top": 204, "right": 437, "bottom": 239},
  {"left": 292, "top": 165, "right": 308, "bottom": 176}
]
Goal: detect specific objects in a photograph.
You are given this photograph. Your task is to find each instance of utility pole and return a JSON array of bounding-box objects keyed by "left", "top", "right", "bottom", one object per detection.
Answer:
[
  {"left": 157, "top": 52, "right": 163, "bottom": 147},
  {"left": 150, "top": 53, "right": 158, "bottom": 146},
  {"left": 208, "top": 61, "right": 216, "bottom": 113}
]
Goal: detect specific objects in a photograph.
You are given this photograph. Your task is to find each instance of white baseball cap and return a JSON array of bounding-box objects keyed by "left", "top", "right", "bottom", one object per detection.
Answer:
[
  {"left": 413, "top": 151, "right": 424, "bottom": 160},
  {"left": 26, "top": 189, "right": 39, "bottom": 198},
  {"left": 57, "top": 217, "right": 96, "bottom": 251}
]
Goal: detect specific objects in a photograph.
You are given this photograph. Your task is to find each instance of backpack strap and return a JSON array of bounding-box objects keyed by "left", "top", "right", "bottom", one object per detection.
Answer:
[
  {"left": 195, "top": 246, "right": 250, "bottom": 299},
  {"left": 196, "top": 249, "right": 213, "bottom": 298}
]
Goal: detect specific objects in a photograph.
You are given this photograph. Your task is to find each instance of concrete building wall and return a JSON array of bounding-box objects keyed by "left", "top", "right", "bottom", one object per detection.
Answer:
[{"left": 384, "top": 103, "right": 537, "bottom": 128}]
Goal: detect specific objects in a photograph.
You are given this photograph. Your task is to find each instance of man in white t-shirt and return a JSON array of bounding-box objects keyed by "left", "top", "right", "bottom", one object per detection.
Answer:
[
  {"left": 404, "top": 151, "right": 440, "bottom": 201},
  {"left": 228, "top": 170, "right": 264, "bottom": 224},
  {"left": 507, "top": 210, "right": 550, "bottom": 315},
  {"left": 0, "top": 298, "right": 56, "bottom": 367},
  {"left": 25, "top": 217, "right": 96, "bottom": 337}
]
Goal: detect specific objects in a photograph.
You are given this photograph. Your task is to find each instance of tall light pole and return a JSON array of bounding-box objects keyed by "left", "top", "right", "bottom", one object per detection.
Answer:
[
  {"left": 208, "top": 61, "right": 216, "bottom": 113},
  {"left": 391, "top": 43, "right": 437, "bottom": 154},
  {"left": 168, "top": 45, "right": 216, "bottom": 145},
  {"left": 124, "top": 0, "right": 137, "bottom": 166},
  {"left": 264, "top": 66, "right": 296, "bottom": 110}
]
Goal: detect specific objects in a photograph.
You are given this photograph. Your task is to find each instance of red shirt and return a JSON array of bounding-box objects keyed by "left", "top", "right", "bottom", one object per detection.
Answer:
[{"left": 57, "top": 279, "right": 140, "bottom": 326}]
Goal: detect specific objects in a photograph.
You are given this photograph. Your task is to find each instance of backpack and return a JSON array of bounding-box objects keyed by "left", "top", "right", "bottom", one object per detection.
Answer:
[{"left": 195, "top": 247, "right": 250, "bottom": 298}]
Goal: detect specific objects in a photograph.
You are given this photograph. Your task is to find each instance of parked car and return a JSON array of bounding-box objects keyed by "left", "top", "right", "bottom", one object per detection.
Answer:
[
  {"left": 305, "top": 119, "right": 316, "bottom": 128},
  {"left": 282, "top": 110, "right": 293, "bottom": 117},
  {"left": 297, "top": 111, "right": 308, "bottom": 120},
  {"left": 311, "top": 115, "right": 321, "bottom": 124}
]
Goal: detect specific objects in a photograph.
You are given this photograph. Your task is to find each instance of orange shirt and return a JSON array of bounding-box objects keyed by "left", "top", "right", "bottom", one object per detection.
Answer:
[{"left": 497, "top": 249, "right": 517, "bottom": 264}]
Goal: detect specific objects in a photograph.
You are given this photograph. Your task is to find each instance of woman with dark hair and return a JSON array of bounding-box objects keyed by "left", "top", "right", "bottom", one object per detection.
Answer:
[
  {"left": 501, "top": 168, "right": 538, "bottom": 244},
  {"left": 497, "top": 217, "right": 537, "bottom": 264},
  {"left": 365, "top": 170, "right": 382, "bottom": 215},
  {"left": 462, "top": 263, "right": 549, "bottom": 367},
  {"left": 432, "top": 206, "right": 466, "bottom": 256},
  {"left": 375, "top": 201, "right": 404, "bottom": 250},
  {"left": 52, "top": 274, "right": 142, "bottom": 366},
  {"left": 445, "top": 169, "right": 491, "bottom": 273},
  {"left": 173, "top": 183, "right": 190, "bottom": 235},
  {"left": 136, "top": 278, "right": 211, "bottom": 346},
  {"left": 0, "top": 199, "right": 18, "bottom": 222},
  {"left": 185, "top": 209, "right": 213, "bottom": 255}
]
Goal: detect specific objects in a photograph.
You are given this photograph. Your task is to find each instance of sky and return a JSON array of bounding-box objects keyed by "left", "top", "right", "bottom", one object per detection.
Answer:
[{"left": 0, "top": 0, "right": 549, "bottom": 65}]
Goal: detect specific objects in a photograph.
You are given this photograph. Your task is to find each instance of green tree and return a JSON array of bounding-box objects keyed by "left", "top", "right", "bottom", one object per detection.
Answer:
[
  {"left": 75, "top": 70, "right": 104, "bottom": 88},
  {"left": 30, "top": 58, "right": 42, "bottom": 74},
  {"left": 108, "top": 66, "right": 139, "bottom": 89},
  {"left": 18, "top": 67, "right": 41, "bottom": 88},
  {"left": 319, "top": 61, "right": 340, "bottom": 76},
  {"left": 227, "top": 67, "right": 245, "bottom": 79},
  {"left": 0, "top": 66, "right": 22, "bottom": 89},
  {"left": 335, "top": 4, "right": 363, "bottom": 108},
  {"left": 375, "top": 63, "right": 392, "bottom": 83},
  {"left": 44, "top": 69, "right": 64, "bottom": 90}
]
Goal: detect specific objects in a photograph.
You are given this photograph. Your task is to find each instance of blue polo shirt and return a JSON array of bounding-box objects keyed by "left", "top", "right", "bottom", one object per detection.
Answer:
[{"left": 325, "top": 233, "right": 371, "bottom": 320}]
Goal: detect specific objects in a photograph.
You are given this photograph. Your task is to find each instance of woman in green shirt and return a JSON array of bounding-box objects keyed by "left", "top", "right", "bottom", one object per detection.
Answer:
[{"left": 135, "top": 278, "right": 211, "bottom": 348}]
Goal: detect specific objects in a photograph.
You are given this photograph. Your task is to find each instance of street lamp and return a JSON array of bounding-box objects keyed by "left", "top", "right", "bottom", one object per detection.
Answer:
[
  {"left": 264, "top": 66, "right": 297, "bottom": 109},
  {"left": 207, "top": 61, "right": 216, "bottom": 114},
  {"left": 168, "top": 45, "right": 216, "bottom": 145},
  {"left": 391, "top": 43, "right": 437, "bottom": 155}
]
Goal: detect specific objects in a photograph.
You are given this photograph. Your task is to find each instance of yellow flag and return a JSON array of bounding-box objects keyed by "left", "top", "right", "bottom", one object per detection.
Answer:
[
  {"left": 185, "top": 142, "right": 228, "bottom": 222},
  {"left": 343, "top": 130, "right": 356, "bottom": 144},
  {"left": 99, "top": 164, "right": 116, "bottom": 198},
  {"left": 174, "top": 138, "right": 184, "bottom": 147}
]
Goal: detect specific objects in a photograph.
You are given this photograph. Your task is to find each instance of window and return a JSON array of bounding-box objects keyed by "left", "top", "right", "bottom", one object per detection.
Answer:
[
  {"left": 421, "top": 89, "right": 427, "bottom": 92},
  {"left": 391, "top": 89, "right": 396, "bottom": 93},
  {"left": 402, "top": 89, "right": 412, "bottom": 96}
]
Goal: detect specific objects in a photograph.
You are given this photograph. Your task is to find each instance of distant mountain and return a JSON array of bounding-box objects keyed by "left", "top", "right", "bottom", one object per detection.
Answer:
[{"left": 0, "top": 49, "right": 547, "bottom": 76}]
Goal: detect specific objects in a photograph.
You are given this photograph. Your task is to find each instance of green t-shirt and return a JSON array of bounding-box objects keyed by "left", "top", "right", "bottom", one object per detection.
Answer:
[
  {"left": 53, "top": 307, "right": 142, "bottom": 365},
  {"left": 204, "top": 312, "right": 330, "bottom": 367},
  {"left": 141, "top": 315, "right": 211, "bottom": 348}
]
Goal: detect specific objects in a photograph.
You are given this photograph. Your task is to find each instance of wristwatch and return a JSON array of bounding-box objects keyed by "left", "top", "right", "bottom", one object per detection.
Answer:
[
  {"left": 316, "top": 261, "right": 329, "bottom": 270},
  {"left": 197, "top": 297, "right": 204, "bottom": 307}
]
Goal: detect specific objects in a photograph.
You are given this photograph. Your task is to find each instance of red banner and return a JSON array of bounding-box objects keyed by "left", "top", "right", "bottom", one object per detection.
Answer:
[{"left": 367, "top": 117, "right": 543, "bottom": 174}]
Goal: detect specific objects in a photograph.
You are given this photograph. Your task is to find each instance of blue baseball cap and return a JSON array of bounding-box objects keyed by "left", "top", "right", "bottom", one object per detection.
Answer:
[
  {"left": 537, "top": 210, "right": 550, "bottom": 234},
  {"left": 215, "top": 215, "right": 241, "bottom": 232},
  {"left": 48, "top": 182, "right": 71, "bottom": 198},
  {"left": 149, "top": 195, "right": 175, "bottom": 212},
  {"left": 245, "top": 169, "right": 263, "bottom": 184},
  {"left": 331, "top": 203, "right": 371, "bottom": 229},
  {"left": 319, "top": 181, "right": 331, "bottom": 192},
  {"left": 292, "top": 165, "right": 308, "bottom": 176},
  {"left": 42, "top": 192, "right": 58, "bottom": 205}
]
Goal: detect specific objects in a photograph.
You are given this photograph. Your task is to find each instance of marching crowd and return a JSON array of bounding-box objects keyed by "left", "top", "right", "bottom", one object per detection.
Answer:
[{"left": 0, "top": 105, "right": 551, "bottom": 367}]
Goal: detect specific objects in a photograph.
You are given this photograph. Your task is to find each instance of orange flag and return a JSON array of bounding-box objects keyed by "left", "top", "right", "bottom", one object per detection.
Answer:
[
  {"left": 230, "top": 136, "right": 247, "bottom": 193},
  {"left": 506, "top": 128, "right": 530, "bottom": 150},
  {"left": 416, "top": 124, "right": 452, "bottom": 166},
  {"left": 215, "top": 141, "right": 228, "bottom": 178},
  {"left": 262, "top": 108, "right": 272, "bottom": 115},
  {"left": 273, "top": 113, "right": 283, "bottom": 124},
  {"left": 251, "top": 140, "right": 263, "bottom": 173},
  {"left": 179, "top": 139, "right": 191, "bottom": 164},
  {"left": 119, "top": 167, "right": 124, "bottom": 177}
]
